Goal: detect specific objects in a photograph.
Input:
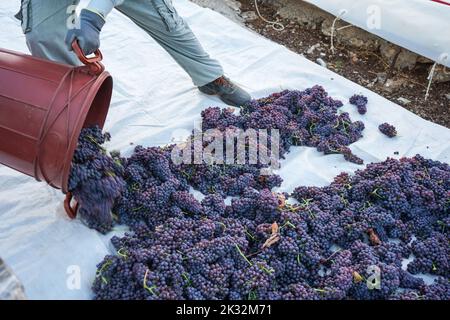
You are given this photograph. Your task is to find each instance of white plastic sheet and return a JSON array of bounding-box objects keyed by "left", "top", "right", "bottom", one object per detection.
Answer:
[
  {"left": 304, "top": 0, "right": 450, "bottom": 67},
  {"left": 0, "top": 0, "right": 449, "bottom": 299}
]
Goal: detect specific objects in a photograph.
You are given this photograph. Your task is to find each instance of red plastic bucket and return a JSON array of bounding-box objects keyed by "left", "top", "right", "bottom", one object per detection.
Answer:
[{"left": 0, "top": 43, "right": 113, "bottom": 198}]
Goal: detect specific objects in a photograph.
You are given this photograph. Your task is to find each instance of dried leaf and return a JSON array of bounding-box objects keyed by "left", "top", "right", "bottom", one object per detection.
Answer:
[
  {"left": 276, "top": 194, "right": 286, "bottom": 208},
  {"left": 262, "top": 233, "right": 280, "bottom": 249},
  {"left": 367, "top": 228, "right": 381, "bottom": 246},
  {"left": 271, "top": 222, "right": 279, "bottom": 235},
  {"left": 353, "top": 271, "right": 363, "bottom": 283}
]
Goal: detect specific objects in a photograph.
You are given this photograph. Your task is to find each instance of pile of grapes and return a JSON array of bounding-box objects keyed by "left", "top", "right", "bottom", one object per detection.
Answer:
[
  {"left": 182, "top": 86, "right": 367, "bottom": 193},
  {"left": 68, "top": 127, "right": 125, "bottom": 233},
  {"left": 68, "top": 87, "right": 448, "bottom": 300}
]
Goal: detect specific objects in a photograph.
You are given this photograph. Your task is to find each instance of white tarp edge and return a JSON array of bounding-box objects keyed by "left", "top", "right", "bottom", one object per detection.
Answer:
[
  {"left": 0, "top": 0, "right": 449, "bottom": 299},
  {"left": 304, "top": 0, "right": 450, "bottom": 67}
]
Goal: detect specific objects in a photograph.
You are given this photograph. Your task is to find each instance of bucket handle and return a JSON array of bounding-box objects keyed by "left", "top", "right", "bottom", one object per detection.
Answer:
[
  {"left": 72, "top": 41, "right": 105, "bottom": 75},
  {"left": 64, "top": 192, "right": 79, "bottom": 219}
]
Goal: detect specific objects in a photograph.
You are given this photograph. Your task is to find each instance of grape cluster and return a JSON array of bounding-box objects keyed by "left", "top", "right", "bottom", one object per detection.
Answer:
[
  {"left": 407, "top": 233, "right": 449, "bottom": 277},
  {"left": 174, "top": 161, "right": 280, "bottom": 197},
  {"left": 182, "top": 86, "right": 366, "bottom": 196},
  {"left": 234, "top": 87, "right": 364, "bottom": 163},
  {"left": 68, "top": 126, "right": 125, "bottom": 233},
  {"left": 379, "top": 123, "right": 397, "bottom": 137},
  {"left": 349, "top": 94, "right": 368, "bottom": 115},
  {"left": 113, "top": 145, "right": 202, "bottom": 229}
]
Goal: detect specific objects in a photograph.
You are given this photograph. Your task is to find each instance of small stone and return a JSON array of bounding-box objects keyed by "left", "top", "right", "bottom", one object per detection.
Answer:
[
  {"left": 349, "top": 52, "right": 359, "bottom": 63},
  {"left": 316, "top": 58, "right": 327, "bottom": 68},
  {"left": 397, "top": 97, "right": 411, "bottom": 105},
  {"left": 433, "top": 65, "right": 450, "bottom": 83},
  {"left": 367, "top": 78, "right": 377, "bottom": 88},
  {"left": 396, "top": 50, "right": 418, "bottom": 70},
  {"left": 241, "top": 10, "right": 258, "bottom": 21},
  {"left": 445, "top": 93, "right": 450, "bottom": 100},
  {"left": 307, "top": 43, "right": 321, "bottom": 54},
  {"left": 417, "top": 56, "right": 434, "bottom": 64},
  {"left": 276, "top": 0, "right": 325, "bottom": 29},
  {"left": 380, "top": 41, "right": 418, "bottom": 70},
  {"left": 383, "top": 77, "right": 407, "bottom": 93},
  {"left": 376, "top": 72, "right": 387, "bottom": 83}
]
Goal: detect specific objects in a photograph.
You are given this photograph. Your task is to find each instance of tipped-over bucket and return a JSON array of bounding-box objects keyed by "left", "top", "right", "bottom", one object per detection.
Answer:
[{"left": 0, "top": 43, "right": 113, "bottom": 194}]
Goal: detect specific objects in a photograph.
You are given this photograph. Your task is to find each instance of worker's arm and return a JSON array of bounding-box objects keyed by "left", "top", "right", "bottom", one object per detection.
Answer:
[{"left": 65, "top": 0, "right": 124, "bottom": 55}]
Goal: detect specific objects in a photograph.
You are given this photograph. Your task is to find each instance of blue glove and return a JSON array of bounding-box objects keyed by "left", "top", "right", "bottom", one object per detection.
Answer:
[{"left": 65, "top": 9, "right": 105, "bottom": 55}]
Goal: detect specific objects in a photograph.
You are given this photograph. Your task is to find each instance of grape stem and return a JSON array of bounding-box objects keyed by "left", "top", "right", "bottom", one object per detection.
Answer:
[
  {"left": 235, "top": 244, "right": 253, "bottom": 266},
  {"left": 143, "top": 269, "right": 158, "bottom": 297}
]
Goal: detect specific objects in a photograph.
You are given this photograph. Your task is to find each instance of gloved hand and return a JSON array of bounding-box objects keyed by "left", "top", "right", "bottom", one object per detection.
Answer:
[{"left": 65, "top": 9, "right": 105, "bottom": 55}]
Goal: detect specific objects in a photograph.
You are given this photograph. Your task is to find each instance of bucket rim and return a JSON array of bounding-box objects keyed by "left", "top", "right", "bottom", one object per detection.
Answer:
[{"left": 60, "top": 70, "right": 113, "bottom": 193}]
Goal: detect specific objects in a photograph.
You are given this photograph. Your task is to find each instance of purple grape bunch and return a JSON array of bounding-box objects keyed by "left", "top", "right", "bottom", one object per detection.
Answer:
[
  {"left": 349, "top": 94, "right": 368, "bottom": 115},
  {"left": 112, "top": 145, "right": 200, "bottom": 229},
  {"left": 379, "top": 122, "right": 397, "bottom": 137},
  {"left": 237, "top": 86, "right": 365, "bottom": 164},
  {"left": 68, "top": 126, "right": 125, "bottom": 233}
]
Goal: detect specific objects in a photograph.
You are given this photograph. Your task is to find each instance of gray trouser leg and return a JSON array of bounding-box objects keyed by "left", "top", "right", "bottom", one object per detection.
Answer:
[
  {"left": 18, "top": 0, "right": 82, "bottom": 66},
  {"left": 19, "top": 0, "right": 224, "bottom": 86},
  {"left": 115, "top": 0, "right": 224, "bottom": 86}
]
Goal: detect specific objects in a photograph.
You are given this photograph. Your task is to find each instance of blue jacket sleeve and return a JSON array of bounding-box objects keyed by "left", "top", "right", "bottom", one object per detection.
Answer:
[{"left": 87, "top": 0, "right": 124, "bottom": 18}]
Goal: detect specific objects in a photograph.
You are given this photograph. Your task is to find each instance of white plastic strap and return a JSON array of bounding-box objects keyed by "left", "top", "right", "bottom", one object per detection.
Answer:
[
  {"left": 330, "top": 9, "right": 347, "bottom": 54},
  {"left": 425, "top": 53, "right": 448, "bottom": 100}
]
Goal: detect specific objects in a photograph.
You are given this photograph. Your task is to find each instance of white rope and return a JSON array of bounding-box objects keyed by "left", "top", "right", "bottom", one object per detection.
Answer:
[
  {"left": 425, "top": 62, "right": 437, "bottom": 101},
  {"left": 337, "top": 24, "right": 353, "bottom": 31},
  {"left": 330, "top": 10, "right": 347, "bottom": 54},
  {"left": 425, "top": 53, "right": 448, "bottom": 100},
  {"left": 254, "top": 0, "right": 285, "bottom": 32}
]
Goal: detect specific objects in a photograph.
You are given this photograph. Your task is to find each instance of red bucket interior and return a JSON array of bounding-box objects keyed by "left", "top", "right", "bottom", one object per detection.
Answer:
[{"left": 61, "top": 75, "right": 113, "bottom": 193}]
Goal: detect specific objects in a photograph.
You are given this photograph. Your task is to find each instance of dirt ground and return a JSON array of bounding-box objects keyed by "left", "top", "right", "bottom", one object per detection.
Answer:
[{"left": 237, "top": 0, "right": 450, "bottom": 128}]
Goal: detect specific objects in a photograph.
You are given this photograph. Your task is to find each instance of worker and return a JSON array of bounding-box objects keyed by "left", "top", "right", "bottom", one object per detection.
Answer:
[{"left": 15, "top": 0, "right": 252, "bottom": 107}]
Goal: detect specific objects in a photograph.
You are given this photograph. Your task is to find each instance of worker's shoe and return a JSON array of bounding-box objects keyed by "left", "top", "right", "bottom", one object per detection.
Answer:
[{"left": 199, "top": 76, "right": 252, "bottom": 107}]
